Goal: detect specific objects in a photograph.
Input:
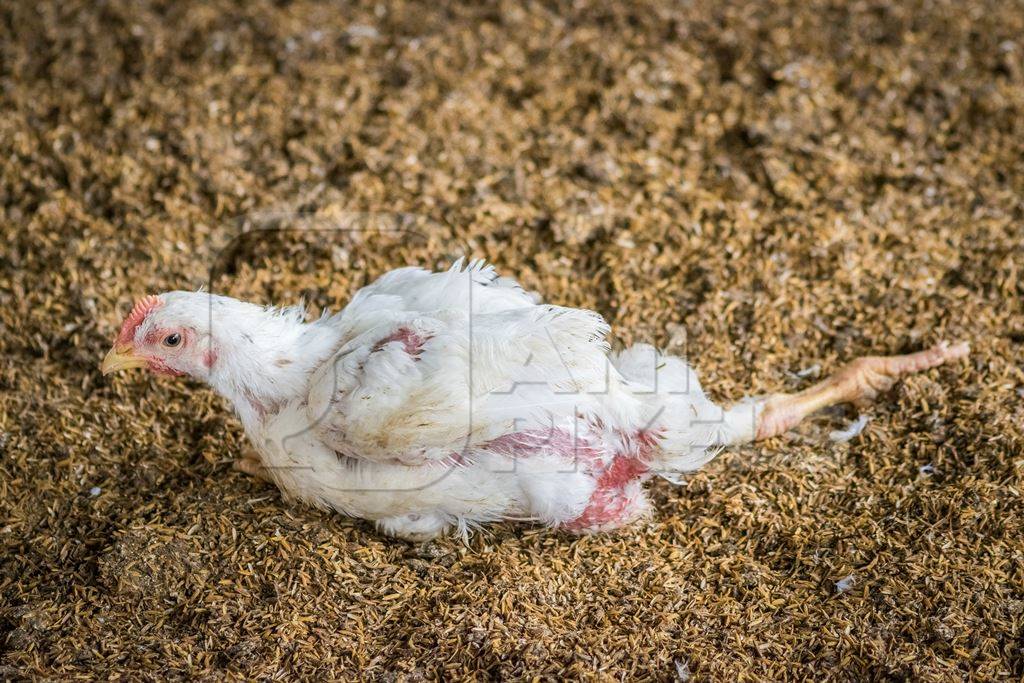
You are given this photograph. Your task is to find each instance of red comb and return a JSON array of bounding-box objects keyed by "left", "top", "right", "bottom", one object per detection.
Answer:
[{"left": 116, "top": 295, "right": 162, "bottom": 345}]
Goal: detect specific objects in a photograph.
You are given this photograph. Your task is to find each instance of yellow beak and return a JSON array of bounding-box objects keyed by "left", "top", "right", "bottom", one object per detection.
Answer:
[{"left": 101, "top": 344, "right": 147, "bottom": 375}]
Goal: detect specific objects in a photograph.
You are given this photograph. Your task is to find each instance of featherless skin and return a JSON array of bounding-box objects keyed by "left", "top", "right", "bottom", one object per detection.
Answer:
[{"left": 102, "top": 260, "right": 969, "bottom": 540}]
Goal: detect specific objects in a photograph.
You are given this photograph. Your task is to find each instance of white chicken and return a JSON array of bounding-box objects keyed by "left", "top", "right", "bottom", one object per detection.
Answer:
[{"left": 102, "top": 260, "right": 968, "bottom": 540}]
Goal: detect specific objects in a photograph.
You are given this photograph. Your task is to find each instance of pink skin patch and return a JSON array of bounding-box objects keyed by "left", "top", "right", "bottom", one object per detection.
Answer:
[
  {"left": 563, "top": 454, "right": 650, "bottom": 531},
  {"left": 483, "top": 429, "right": 602, "bottom": 463},
  {"left": 372, "top": 327, "right": 427, "bottom": 357},
  {"left": 439, "top": 429, "right": 592, "bottom": 470},
  {"left": 116, "top": 295, "right": 162, "bottom": 346},
  {"left": 146, "top": 358, "right": 185, "bottom": 377},
  {"left": 570, "top": 428, "right": 659, "bottom": 532},
  {"left": 480, "top": 427, "right": 661, "bottom": 531}
]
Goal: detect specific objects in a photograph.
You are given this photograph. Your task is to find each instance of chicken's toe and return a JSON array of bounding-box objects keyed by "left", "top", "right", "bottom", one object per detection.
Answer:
[{"left": 233, "top": 455, "right": 272, "bottom": 483}]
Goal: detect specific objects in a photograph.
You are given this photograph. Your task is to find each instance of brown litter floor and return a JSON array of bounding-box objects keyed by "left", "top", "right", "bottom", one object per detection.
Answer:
[{"left": 2, "top": 0, "right": 1023, "bottom": 679}]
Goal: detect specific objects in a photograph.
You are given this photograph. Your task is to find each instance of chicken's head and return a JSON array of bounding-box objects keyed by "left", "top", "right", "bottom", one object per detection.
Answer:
[{"left": 101, "top": 293, "right": 217, "bottom": 378}]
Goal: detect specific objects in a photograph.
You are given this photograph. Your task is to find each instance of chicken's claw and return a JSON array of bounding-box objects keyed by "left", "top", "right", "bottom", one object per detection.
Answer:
[
  {"left": 756, "top": 341, "right": 969, "bottom": 441},
  {"left": 232, "top": 449, "right": 272, "bottom": 483}
]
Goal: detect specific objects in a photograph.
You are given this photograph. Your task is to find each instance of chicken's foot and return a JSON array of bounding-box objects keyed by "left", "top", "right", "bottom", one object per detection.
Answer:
[
  {"left": 232, "top": 446, "right": 273, "bottom": 483},
  {"left": 755, "top": 342, "right": 969, "bottom": 441}
]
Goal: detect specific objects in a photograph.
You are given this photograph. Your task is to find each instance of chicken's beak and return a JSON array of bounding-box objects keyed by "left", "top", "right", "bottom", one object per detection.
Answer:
[{"left": 101, "top": 344, "right": 147, "bottom": 375}]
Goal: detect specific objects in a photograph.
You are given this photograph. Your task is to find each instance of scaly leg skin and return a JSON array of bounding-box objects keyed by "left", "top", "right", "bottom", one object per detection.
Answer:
[
  {"left": 232, "top": 445, "right": 273, "bottom": 483},
  {"left": 755, "top": 342, "right": 970, "bottom": 440}
]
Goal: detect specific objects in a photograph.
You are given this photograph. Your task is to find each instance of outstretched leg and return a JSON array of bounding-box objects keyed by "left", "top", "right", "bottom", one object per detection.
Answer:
[{"left": 755, "top": 342, "right": 969, "bottom": 440}]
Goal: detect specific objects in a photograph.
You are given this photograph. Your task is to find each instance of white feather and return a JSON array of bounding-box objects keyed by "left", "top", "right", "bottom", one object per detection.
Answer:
[{"left": 150, "top": 262, "right": 750, "bottom": 540}]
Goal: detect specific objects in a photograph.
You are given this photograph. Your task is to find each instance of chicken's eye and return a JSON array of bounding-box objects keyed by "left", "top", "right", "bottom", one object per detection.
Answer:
[{"left": 163, "top": 333, "right": 182, "bottom": 348}]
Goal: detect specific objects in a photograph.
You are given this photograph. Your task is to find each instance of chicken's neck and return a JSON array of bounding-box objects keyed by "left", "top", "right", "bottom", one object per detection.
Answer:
[{"left": 204, "top": 310, "right": 341, "bottom": 427}]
